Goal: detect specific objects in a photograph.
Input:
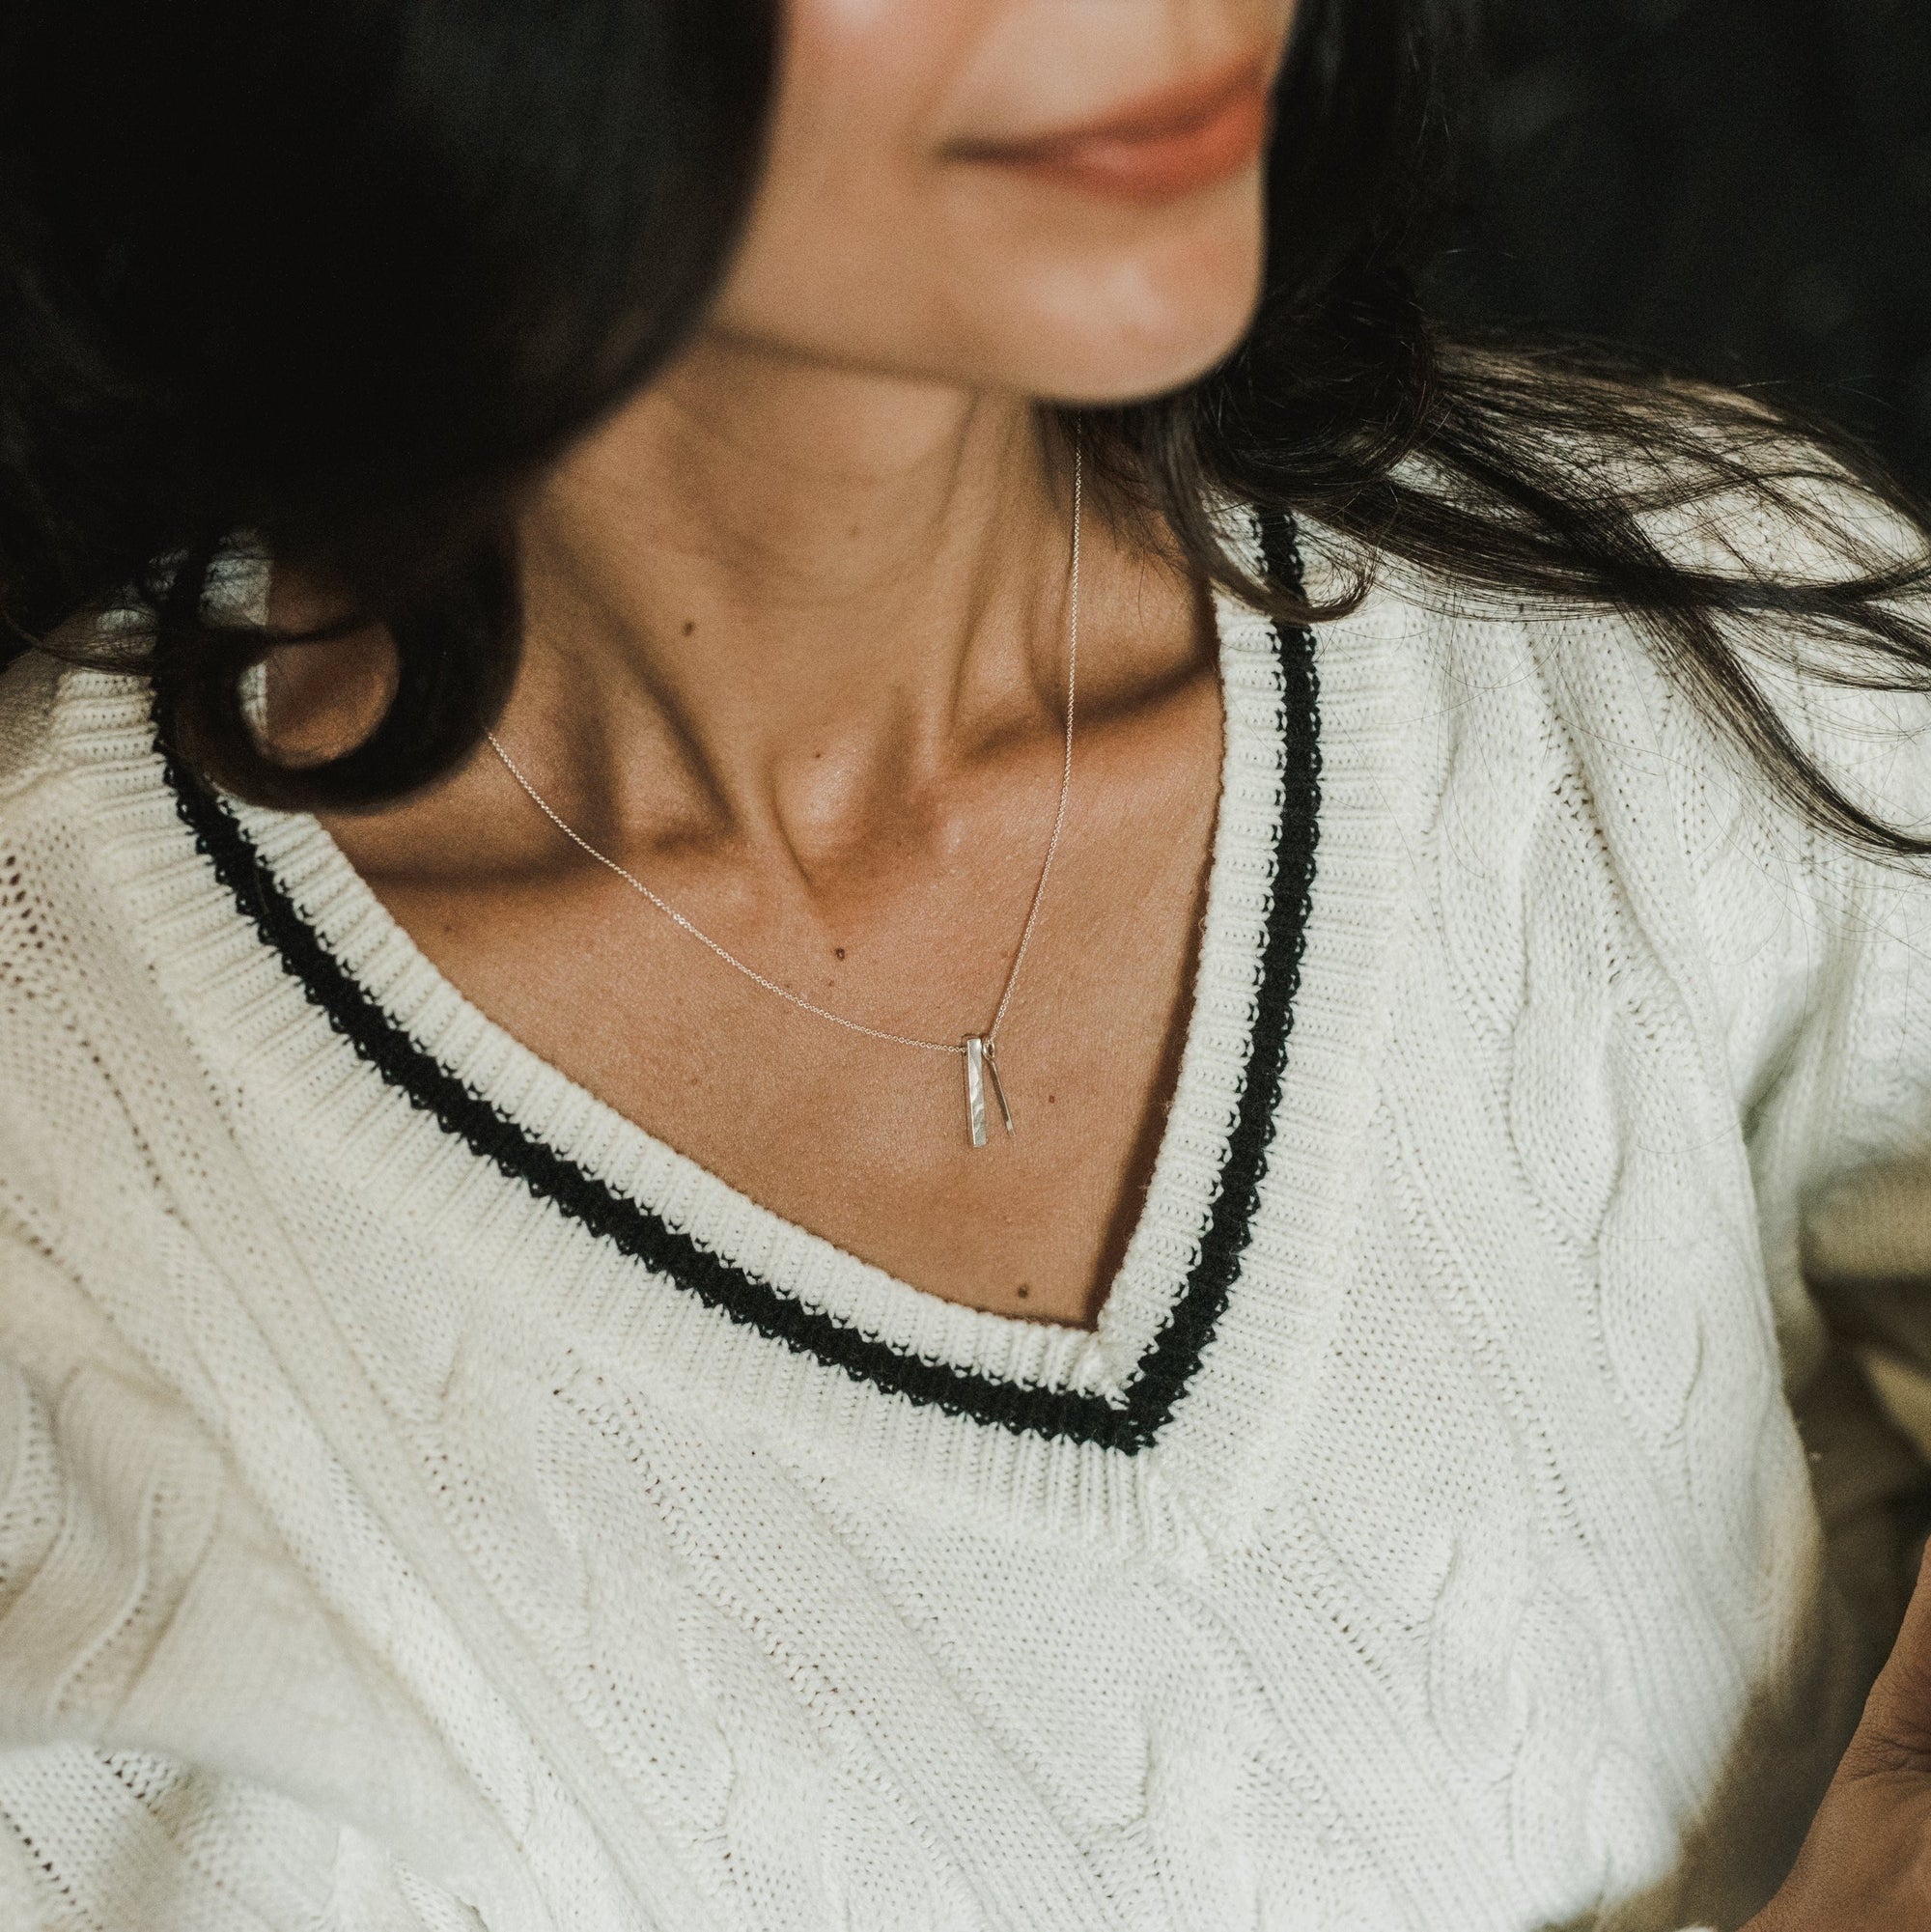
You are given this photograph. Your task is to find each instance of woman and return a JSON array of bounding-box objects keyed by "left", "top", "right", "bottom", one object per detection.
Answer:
[{"left": 5, "top": 0, "right": 1931, "bottom": 1925}]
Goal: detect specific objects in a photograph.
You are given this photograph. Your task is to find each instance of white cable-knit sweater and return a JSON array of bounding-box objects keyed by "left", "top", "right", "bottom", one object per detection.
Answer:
[{"left": 4, "top": 502, "right": 1931, "bottom": 1932}]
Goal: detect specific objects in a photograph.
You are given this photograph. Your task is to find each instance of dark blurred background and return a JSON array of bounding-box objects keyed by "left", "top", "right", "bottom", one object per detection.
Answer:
[{"left": 1427, "top": 0, "right": 1931, "bottom": 493}]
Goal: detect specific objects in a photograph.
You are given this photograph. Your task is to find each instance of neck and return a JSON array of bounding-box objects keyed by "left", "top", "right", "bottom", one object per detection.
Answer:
[{"left": 508, "top": 332, "right": 1078, "bottom": 865}]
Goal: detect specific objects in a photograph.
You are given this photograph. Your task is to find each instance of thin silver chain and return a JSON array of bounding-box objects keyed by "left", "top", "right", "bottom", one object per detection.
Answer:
[{"left": 483, "top": 449, "right": 1081, "bottom": 1061}]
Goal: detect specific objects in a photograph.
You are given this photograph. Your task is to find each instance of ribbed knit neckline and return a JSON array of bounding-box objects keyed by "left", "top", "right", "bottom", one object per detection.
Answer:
[{"left": 55, "top": 505, "right": 1414, "bottom": 1554}]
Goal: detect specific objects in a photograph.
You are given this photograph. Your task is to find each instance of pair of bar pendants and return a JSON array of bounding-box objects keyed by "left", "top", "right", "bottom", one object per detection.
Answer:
[{"left": 963, "top": 1035, "right": 1015, "bottom": 1149}]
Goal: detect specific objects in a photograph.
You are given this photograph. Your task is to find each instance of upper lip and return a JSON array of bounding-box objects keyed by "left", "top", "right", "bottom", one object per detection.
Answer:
[{"left": 947, "top": 47, "right": 1276, "bottom": 163}]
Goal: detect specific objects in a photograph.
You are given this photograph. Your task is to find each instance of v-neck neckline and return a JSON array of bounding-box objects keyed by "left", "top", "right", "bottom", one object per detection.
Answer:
[{"left": 68, "top": 503, "right": 1414, "bottom": 1554}]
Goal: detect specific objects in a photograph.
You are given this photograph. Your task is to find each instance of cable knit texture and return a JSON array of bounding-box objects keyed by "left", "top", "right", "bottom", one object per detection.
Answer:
[{"left": 2, "top": 499, "right": 1929, "bottom": 1931}]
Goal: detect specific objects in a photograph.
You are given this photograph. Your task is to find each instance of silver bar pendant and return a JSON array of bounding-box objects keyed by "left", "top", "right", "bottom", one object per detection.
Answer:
[
  {"left": 983, "top": 1042, "right": 1016, "bottom": 1138},
  {"left": 964, "top": 1037, "right": 989, "bottom": 1148}
]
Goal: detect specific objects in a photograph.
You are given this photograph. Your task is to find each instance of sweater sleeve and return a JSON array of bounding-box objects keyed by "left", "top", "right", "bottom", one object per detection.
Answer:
[
  {"left": 1732, "top": 662, "right": 1931, "bottom": 1375},
  {"left": 0, "top": 1747, "right": 482, "bottom": 1932},
  {"left": 1637, "top": 460, "right": 1931, "bottom": 1399},
  {"left": 0, "top": 1225, "right": 488, "bottom": 1932}
]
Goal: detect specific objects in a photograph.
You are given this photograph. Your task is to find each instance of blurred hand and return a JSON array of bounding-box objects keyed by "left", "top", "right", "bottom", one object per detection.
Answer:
[{"left": 1747, "top": 1542, "right": 1931, "bottom": 1928}]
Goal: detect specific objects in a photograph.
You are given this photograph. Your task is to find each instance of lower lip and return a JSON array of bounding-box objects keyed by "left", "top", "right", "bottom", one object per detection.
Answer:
[{"left": 962, "top": 81, "right": 1271, "bottom": 206}]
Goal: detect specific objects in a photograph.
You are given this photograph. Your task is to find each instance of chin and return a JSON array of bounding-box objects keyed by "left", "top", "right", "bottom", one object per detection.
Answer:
[
  {"left": 1013, "top": 291, "right": 1262, "bottom": 406},
  {"left": 711, "top": 166, "right": 1270, "bottom": 407},
  {"left": 955, "top": 186, "right": 1269, "bottom": 406}
]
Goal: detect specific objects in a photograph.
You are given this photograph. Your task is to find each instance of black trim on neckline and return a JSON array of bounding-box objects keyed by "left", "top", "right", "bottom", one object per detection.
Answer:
[{"left": 152, "top": 513, "right": 1319, "bottom": 1451}]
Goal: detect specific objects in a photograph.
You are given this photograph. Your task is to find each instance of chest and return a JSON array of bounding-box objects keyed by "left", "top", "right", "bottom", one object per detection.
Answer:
[{"left": 324, "top": 691, "right": 1224, "bottom": 1330}]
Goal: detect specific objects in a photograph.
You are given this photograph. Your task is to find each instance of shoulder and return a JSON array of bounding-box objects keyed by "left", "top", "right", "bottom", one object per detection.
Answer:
[
  {"left": 1302, "top": 440, "right": 1931, "bottom": 1108},
  {"left": 0, "top": 646, "right": 66, "bottom": 804},
  {"left": 0, "top": 643, "right": 161, "bottom": 989},
  {"left": 0, "top": 648, "right": 210, "bottom": 1285},
  {"left": 1330, "top": 384, "right": 1931, "bottom": 868}
]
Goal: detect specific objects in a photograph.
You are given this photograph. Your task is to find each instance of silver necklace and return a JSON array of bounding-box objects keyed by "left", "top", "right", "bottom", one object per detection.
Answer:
[{"left": 484, "top": 448, "right": 1081, "bottom": 1150}]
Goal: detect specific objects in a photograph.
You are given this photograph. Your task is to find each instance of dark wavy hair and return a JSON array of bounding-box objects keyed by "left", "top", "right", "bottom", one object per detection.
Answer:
[{"left": 4, "top": 0, "right": 1930, "bottom": 852}]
